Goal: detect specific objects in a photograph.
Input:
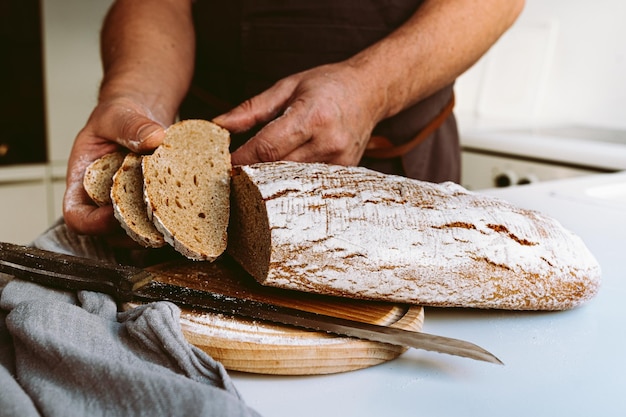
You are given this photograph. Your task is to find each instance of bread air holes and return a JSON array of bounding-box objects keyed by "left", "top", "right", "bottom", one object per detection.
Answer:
[{"left": 198, "top": 212, "right": 206, "bottom": 219}]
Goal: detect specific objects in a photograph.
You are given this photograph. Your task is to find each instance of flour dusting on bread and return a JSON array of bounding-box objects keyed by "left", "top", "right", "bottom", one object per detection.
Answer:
[{"left": 228, "top": 161, "right": 601, "bottom": 310}]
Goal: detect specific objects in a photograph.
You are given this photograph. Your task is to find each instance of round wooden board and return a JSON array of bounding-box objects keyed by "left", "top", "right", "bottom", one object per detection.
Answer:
[
  {"left": 178, "top": 304, "right": 423, "bottom": 375},
  {"left": 127, "top": 257, "right": 424, "bottom": 375}
]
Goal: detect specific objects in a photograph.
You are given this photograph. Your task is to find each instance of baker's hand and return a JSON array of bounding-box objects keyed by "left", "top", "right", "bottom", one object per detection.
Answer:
[
  {"left": 63, "top": 97, "right": 166, "bottom": 237},
  {"left": 213, "top": 63, "right": 384, "bottom": 166}
]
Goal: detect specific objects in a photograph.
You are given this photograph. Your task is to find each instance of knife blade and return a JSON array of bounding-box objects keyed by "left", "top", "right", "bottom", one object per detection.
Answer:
[{"left": 0, "top": 241, "right": 502, "bottom": 365}]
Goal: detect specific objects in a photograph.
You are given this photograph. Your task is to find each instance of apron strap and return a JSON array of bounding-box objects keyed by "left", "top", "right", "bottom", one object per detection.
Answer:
[{"left": 364, "top": 93, "right": 455, "bottom": 159}]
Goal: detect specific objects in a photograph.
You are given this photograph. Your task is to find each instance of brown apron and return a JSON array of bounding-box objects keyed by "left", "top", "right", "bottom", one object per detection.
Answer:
[{"left": 179, "top": 0, "right": 460, "bottom": 183}]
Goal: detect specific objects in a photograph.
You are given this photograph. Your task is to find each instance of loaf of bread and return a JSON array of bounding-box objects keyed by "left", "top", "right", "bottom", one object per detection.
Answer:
[
  {"left": 228, "top": 161, "right": 601, "bottom": 310},
  {"left": 83, "top": 151, "right": 126, "bottom": 206},
  {"left": 111, "top": 153, "right": 165, "bottom": 248},
  {"left": 143, "top": 119, "right": 231, "bottom": 261}
]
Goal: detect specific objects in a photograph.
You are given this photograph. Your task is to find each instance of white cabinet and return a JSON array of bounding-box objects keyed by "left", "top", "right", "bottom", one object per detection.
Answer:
[
  {"left": 51, "top": 179, "right": 66, "bottom": 222},
  {"left": 49, "top": 161, "right": 67, "bottom": 223},
  {"left": 0, "top": 182, "right": 48, "bottom": 244},
  {"left": 0, "top": 165, "right": 65, "bottom": 244},
  {"left": 461, "top": 150, "right": 605, "bottom": 191}
]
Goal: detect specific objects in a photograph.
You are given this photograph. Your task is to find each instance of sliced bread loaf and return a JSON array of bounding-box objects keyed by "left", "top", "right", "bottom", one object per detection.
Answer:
[
  {"left": 111, "top": 153, "right": 165, "bottom": 248},
  {"left": 83, "top": 151, "right": 126, "bottom": 206},
  {"left": 142, "top": 119, "right": 231, "bottom": 261},
  {"left": 228, "top": 161, "right": 601, "bottom": 311}
]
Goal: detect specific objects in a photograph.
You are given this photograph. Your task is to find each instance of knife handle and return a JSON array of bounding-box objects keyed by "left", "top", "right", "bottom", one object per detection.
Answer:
[{"left": 0, "top": 241, "right": 146, "bottom": 301}]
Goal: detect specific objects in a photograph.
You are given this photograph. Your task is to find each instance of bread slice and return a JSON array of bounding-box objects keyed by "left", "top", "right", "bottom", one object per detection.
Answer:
[
  {"left": 111, "top": 153, "right": 165, "bottom": 248},
  {"left": 83, "top": 151, "right": 126, "bottom": 206},
  {"left": 228, "top": 161, "right": 602, "bottom": 311},
  {"left": 143, "top": 119, "right": 231, "bottom": 261}
]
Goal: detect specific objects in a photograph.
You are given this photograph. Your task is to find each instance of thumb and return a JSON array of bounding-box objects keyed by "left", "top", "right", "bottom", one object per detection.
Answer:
[
  {"left": 92, "top": 102, "right": 167, "bottom": 153},
  {"left": 116, "top": 115, "right": 166, "bottom": 153}
]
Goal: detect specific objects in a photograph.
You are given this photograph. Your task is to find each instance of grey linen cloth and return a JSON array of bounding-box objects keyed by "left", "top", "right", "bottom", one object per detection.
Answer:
[{"left": 0, "top": 222, "right": 262, "bottom": 417}]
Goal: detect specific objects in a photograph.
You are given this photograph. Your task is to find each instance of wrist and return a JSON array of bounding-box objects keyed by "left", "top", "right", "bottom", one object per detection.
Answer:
[{"left": 345, "top": 47, "right": 412, "bottom": 124}]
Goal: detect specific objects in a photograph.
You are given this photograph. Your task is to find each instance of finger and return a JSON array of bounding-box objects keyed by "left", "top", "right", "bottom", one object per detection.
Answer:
[
  {"left": 93, "top": 105, "right": 166, "bottom": 153},
  {"left": 68, "top": 206, "right": 140, "bottom": 248},
  {"left": 213, "top": 78, "right": 296, "bottom": 134},
  {"left": 62, "top": 152, "right": 118, "bottom": 235},
  {"left": 280, "top": 131, "right": 362, "bottom": 166},
  {"left": 63, "top": 196, "right": 119, "bottom": 235},
  {"left": 64, "top": 181, "right": 141, "bottom": 245},
  {"left": 230, "top": 102, "right": 312, "bottom": 165}
]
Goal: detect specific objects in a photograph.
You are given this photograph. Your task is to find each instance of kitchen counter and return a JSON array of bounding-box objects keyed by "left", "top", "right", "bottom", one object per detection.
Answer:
[
  {"left": 460, "top": 125, "right": 626, "bottom": 171},
  {"left": 232, "top": 171, "right": 626, "bottom": 417}
]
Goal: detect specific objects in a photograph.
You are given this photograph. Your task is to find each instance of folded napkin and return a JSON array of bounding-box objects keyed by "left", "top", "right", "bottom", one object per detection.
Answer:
[{"left": 0, "top": 222, "right": 262, "bottom": 417}]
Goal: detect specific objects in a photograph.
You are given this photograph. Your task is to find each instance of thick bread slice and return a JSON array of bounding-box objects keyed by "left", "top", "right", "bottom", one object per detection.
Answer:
[
  {"left": 143, "top": 119, "right": 231, "bottom": 261},
  {"left": 111, "top": 153, "right": 165, "bottom": 248},
  {"left": 228, "top": 161, "right": 601, "bottom": 311},
  {"left": 83, "top": 151, "right": 126, "bottom": 206}
]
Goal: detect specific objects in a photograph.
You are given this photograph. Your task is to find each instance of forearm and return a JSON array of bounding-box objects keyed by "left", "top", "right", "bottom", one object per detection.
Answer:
[
  {"left": 349, "top": 0, "right": 525, "bottom": 121},
  {"left": 99, "top": 0, "right": 195, "bottom": 126}
]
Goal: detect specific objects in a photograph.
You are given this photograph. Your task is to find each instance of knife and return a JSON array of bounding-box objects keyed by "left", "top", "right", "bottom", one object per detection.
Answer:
[{"left": 0, "top": 241, "right": 502, "bottom": 365}]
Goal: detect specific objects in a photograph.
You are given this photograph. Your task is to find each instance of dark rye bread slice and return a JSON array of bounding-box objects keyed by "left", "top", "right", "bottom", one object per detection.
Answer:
[
  {"left": 228, "top": 161, "right": 601, "bottom": 311},
  {"left": 83, "top": 151, "right": 126, "bottom": 206},
  {"left": 111, "top": 153, "right": 165, "bottom": 248},
  {"left": 142, "top": 120, "right": 231, "bottom": 261}
]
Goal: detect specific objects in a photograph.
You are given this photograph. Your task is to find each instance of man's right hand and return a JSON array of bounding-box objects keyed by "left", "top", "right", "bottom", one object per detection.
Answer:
[
  {"left": 62, "top": 0, "right": 195, "bottom": 238},
  {"left": 63, "top": 97, "right": 166, "bottom": 236}
]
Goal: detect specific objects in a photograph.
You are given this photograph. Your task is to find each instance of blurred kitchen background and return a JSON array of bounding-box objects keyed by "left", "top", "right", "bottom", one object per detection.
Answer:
[{"left": 1, "top": 0, "right": 625, "bottom": 244}]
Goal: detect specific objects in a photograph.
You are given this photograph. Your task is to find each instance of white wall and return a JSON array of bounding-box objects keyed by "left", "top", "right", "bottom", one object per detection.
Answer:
[
  {"left": 42, "top": 0, "right": 113, "bottom": 164},
  {"left": 456, "top": 0, "right": 626, "bottom": 130}
]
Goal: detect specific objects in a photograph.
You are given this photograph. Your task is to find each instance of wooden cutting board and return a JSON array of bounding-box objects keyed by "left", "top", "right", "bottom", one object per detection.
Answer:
[{"left": 127, "top": 256, "right": 423, "bottom": 375}]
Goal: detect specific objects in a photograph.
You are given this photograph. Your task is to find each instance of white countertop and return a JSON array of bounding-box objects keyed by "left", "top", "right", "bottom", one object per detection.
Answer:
[
  {"left": 460, "top": 125, "right": 626, "bottom": 171},
  {"left": 232, "top": 172, "right": 626, "bottom": 417}
]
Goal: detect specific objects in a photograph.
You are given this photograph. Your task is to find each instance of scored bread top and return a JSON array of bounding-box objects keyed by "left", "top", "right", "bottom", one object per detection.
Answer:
[
  {"left": 142, "top": 119, "right": 231, "bottom": 261},
  {"left": 228, "top": 161, "right": 602, "bottom": 310},
  {"left": 111, "top": 153, "right": 165, "bottom": 248},
  {"left": 83, "top": 151, "right": 126, "bottom": 206}
]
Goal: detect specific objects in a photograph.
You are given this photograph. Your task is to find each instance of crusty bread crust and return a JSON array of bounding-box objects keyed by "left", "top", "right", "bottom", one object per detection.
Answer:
[
  {"left": 111, "top": 153, "right": 165, "bottom": 248},
  {"left": 83, "top": 151, "right": 126, "bottom": 206},
  {"left": 228, "top": 161, "right": 601, "bottom": 310},
  {"left": 143, "top": 120, "right": 231, "bottom": 261}
]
